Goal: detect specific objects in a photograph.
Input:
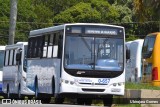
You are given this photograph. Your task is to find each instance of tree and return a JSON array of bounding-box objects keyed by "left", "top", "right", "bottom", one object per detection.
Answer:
[
  {"left": 53, "top": 2, "right": 101, "bottom": 23},
  {"left": 53, "top": 0, "right": 119, "bottom": 23},
  {"left": 9, "top": 0, "right": 18, "bottom": 45},
  {"left": 0, "top": 0, "right": 10, "bottom": 45},
  {"left": 133, "top": 0, "right": 160, "bottom": 22}
]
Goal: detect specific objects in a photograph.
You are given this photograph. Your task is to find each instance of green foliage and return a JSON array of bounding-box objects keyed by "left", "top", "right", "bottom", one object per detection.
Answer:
[
  {"left": 90, "top": 0, "right": 119, "bottom": 23},
  {"left": 126, "top": 82, "right": 160, "bottom": 90},
  {"left": 112, "top": 4, "right": 132, "bottom": 23},
  {"left": 53, "top": 0, "right": 119, "bottom": 23},
  {"left": 126, "top": 35, "right": 139, "bottom": 42},
  {"left": 0, "top": 0, "right": 159, "bottom": 45},
  {"left": 0, "top": 0, "right": 10, "bottom": 44},
  {"left": 134, "top": 0, "right": 160, "bottom": 22},
  {"left": 53, "top": 2, "right": 101, "bottom": 23}
]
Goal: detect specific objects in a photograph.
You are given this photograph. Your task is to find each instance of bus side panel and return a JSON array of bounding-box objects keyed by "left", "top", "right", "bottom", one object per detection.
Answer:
[
  {"left": 3, "top": 66, "right": 18, "bottom": 93},
  {"left": 152, "top": 34, "right": 160, "bottom": 85},
  {"left": 27, "top": 58, "right": 61, "bottom": 94}
]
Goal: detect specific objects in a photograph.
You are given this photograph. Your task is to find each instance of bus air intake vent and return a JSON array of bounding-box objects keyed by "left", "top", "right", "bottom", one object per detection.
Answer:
[
  {"left": 79, "top": 83, "right": 108, "bottom": 85},
  {"left": 82, "top": 88, "right": 105, "bottom": 92}
]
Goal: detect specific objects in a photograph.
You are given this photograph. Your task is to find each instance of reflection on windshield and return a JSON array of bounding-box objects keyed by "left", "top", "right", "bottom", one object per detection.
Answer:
[{"left": 64, "top": 35, "right": 123, "bottom": 71}]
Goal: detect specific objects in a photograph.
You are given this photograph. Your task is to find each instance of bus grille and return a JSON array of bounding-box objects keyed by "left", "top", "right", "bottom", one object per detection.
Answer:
[
  {"left": 82, "top": 88, "right": 105, "bottom": 92},
  {"left": 79, "top": 82, "right": 107, "bottom": 85}
]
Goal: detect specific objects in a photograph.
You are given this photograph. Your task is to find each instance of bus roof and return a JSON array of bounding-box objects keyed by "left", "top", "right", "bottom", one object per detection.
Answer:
[
  {"left": 29, "top": 23, "right": 124, "bottom": 37},
  {"left": 16, "top": 42, "right": 28, "bottom": 45},
  {"left": 132, "top": 39, "right": 144, "bottom": 42},
  {"left": 0, "top": 46, "right": 5, "bottom": 50},
  {"left": 147, "top": 32, "right": 160, "bottom": 36},
  {"left": 5, "top": 42, "right": 27, "bottom": 50}
]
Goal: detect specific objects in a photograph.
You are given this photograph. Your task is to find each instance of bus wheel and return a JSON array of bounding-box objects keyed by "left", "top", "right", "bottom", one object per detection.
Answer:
[
  {"left": 84, "top": 98, "right": 92, "bottom": 105},
  {"left": 103, "top": 95, "right": 113, "bottom": 107},
  {"left": 54, "top": 96, "right": 64, "bottom": 104},
  {"left": 52, "top": 77, "right": 55, "bottom": 96},
  {"left": 77, "top": 98, "right": 85, "bottom": 105},
  {"left": 77, "top": 98, "right": 92, "bottom": 105},
  {"left": 35, "top": 80, "right": 39, "bottom": 99},
  {"left": 7, "top": 85, "right": 10, "bottom": 98},
  {"left": 18, "top": 85, "right": 21, "bottom": 99},
  {"left": 40, "top": 94, "right": 51, "bottom": 104}
]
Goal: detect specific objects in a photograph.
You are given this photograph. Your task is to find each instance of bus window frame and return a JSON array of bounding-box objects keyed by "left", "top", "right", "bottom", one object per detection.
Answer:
[{"left": 27, "top": 30, "right": 64, "bottom": 59}]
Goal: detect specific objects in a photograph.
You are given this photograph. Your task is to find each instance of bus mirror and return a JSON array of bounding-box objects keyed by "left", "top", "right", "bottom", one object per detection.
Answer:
[{"left": 126, "top": 49, "right": 130, "bottom": 59}]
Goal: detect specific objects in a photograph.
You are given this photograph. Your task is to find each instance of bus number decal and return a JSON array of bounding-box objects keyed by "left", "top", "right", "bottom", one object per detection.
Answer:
[{"left": 98, "top": 78, "right": 110, "bottom": 84}]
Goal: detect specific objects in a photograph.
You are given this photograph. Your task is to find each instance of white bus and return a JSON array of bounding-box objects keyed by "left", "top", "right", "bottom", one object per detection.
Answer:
[
  {"left": 3, "top": 42, "right": 34, "bottom": 98},
  {"left": 26, "top": 23, "right": 126, "bottom": 105},
  {"left": 0, "top": 46, "right": 5, "bottom": 93},
  {"left": 126, "top": 39, "right": 144, "bottom": 82}
]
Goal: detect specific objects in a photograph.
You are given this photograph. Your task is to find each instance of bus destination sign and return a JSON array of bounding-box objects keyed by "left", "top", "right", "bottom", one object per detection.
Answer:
[{"left": 85, "top": 28, "right": 118, "bottom": 35}]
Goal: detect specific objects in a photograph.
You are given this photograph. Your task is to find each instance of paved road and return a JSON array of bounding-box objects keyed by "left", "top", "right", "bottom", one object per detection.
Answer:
[{"left": 0, "top": 104, "right": 98, "bottom": 107}]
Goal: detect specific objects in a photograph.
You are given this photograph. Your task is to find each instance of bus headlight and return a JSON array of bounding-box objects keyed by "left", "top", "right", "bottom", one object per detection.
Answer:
[
  {"left": 111, "top": 82, "right": 124, "bottom": 87},
  {"left": 118, "top": 83, "right": 123, "bottom": 86},
  {"left": 61, "top": 79, "right": 75, "bottom": 85},
  {"left": 70, "top": 81, "right": 74, "bottom": 85},
  {"left": 113, "top": 83, "right": 117, "bottom": 86}
]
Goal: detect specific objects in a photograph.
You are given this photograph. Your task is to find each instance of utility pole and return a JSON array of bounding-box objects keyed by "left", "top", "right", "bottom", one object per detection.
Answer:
[{"left": 8, "top": 0, "right": 18, "bottom": 45}]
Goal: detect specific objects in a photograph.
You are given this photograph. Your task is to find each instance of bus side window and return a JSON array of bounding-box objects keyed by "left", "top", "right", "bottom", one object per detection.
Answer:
[
  {"left": 58, "top": 32, "right": 63, "bottom": 58},
  {"left": 52, "top": 33, "right": 59, "bottom": 58},
  {"left": 16, "top": 49, "right": 22, "bottom": 65},
  {"left": 47, "top": 34, "right": 53, "bottom": 58},
  {"left": 9, "top": 50, "right": 14, "bottom": 65},
  {"left": 13, "top": 49, "right": 17, "bottom": 65},
  {"left": 27, "top": 38, "right": 31, "bottom": 58},
  {"left": 4, "top": 50, "right": 9, "bottom": 66},
  {"left": 37, "top": 36, "right": 43, "bottom": 58},
  {"left": 12, "top": 50, "right": 15, "bottom": 65},
  {"left": 27, "top": 38, "right": 34, "bottom": 58},
  {"left": 43, "top": 35, "right": 49, "bottom": 58}
]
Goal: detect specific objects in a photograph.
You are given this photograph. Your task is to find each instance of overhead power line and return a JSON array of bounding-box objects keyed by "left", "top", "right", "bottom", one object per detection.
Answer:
[{"left": 0, "top": 20, "right": 159, "bottom": 25}]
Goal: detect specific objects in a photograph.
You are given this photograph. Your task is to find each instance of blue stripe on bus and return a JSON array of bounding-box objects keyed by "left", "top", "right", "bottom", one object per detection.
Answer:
[{"left": 0, "top": 83, "right": 2, "bottom": 92}]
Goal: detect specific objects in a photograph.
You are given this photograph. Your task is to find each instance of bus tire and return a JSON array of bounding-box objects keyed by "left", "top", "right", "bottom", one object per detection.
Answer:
[
  {"left": 52, "top": 77, "right": 55, "bottom": 96},
  {"left": 103, "top": 95, "right": 113, "bottom": 107},
  {"left": 7, "top": 84, "right": 10, "bottom": 98},
  {"left": 18, "top": 84, "right": 21, "bottom": 99},
  {"left": 77, "top": 98, "right": 92, "bottom": 105},
  {"left": 54, "top": 96, "right": 64, "bottom": 104},
  {"left": 77, "top": 98, "right": 85, "bottom": 105},
  {"left": 35, "top": 78, "right": 39, "bottom": 99},
  {"left": 84, "top": 98, "right": 92, "bottom": 105}
]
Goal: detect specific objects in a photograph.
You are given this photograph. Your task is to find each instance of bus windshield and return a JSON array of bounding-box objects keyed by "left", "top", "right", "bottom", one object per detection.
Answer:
[
  {"left": 142, "top": 36, "right": 156, "bottom": 58},
  {"left": 64, "top": 35, "right": 123, "bottom": 72},
  {"left": 0, "top": 50, "right": 5, "bottom": 71}
]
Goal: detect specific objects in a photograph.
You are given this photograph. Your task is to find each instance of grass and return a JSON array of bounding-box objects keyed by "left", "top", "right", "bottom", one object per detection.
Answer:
[{"left": 125, "top": 82, "right": 160, "bottom": 90}]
